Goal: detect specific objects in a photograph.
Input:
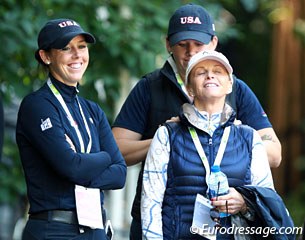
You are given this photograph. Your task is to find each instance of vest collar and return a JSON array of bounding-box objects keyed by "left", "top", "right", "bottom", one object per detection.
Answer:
[{"left": 182, "top": 103, "right": 234, "bottom": 131}]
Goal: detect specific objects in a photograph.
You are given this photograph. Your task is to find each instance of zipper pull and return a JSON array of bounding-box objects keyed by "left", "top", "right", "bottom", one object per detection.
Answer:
[{"left": 209, "top": 138, "right": 212, "bottom": 145}]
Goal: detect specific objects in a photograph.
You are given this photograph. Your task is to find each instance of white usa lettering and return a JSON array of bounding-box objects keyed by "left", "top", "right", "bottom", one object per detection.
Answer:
[
  {"left": 58, "top": 20, "right": 80, "bottom": 28},
  {"left": 180, "top": 16, "right": 202, "bottom": 24}
]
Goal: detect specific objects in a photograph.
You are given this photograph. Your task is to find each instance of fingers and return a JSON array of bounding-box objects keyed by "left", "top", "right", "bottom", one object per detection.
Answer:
[
  {"left": 212, "top": 199, "right": 241, "bottom": 215},
  {"left": 211, "top": 188, "right": 246, "bottom": 215},
  {"left": 165, "top": 116, "right": 180, "bottom": 123}
]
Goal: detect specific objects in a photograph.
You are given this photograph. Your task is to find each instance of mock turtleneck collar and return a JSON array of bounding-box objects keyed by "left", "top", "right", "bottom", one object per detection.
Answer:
[
  {"left": 49, "top": 74, "right": 79, "bottom": 102},
  {"left": 181, "top": 102, "right": 235, "bottom": 134}
]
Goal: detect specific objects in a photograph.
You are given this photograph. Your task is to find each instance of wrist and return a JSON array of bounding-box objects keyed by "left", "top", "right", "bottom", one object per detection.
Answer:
[
  {"left": 240, "top": 203, "right": 248, "bottom": 215},
  {"left": 240, "top": 206, "right": 255, "bottom": 221}
]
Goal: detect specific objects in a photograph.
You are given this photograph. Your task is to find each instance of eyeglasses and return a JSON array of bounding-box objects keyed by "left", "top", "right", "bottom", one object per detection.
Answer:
[{"left": 209, "top": 181, "right": 228, "bottom": 229}]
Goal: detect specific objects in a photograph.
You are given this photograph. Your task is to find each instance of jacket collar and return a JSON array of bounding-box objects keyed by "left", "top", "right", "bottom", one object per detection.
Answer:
[
  {"left": 161, "top": 57, "right": 192, "bottom": 102},
  {"left": 160, "top": 59, "right": 179, "bottom": 85},
  {"left": 181, "top": 103, "right": 234, "bottom": 131},
  {"left": 49, "top": 74, "right": 79, "bottom": 103}
]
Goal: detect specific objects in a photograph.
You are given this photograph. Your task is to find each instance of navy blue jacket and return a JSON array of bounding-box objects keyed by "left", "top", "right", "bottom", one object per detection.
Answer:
[
  {"left": 236, "top": 186, "right": 295, "bottom": 240},
  {"left": 16, "top": 76, "right": 126, "bottom": 214}
]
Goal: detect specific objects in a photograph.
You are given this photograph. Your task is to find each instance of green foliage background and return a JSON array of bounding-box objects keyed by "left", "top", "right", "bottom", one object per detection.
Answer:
[
  {"left": 0, "top": 0, "right": 279, "bottom": 118},
  {"left": 0, "top": 0, "right": 304, "bottom": 228}
]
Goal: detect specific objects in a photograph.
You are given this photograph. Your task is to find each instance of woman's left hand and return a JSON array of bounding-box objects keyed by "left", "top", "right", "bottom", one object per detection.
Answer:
[{"left": 210, "top": 187, "right": 247, "bottom": 215}]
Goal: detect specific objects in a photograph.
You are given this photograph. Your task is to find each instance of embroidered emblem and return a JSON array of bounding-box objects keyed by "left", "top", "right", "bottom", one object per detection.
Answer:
[
  {"left": 58, "top": 20, "right": 80, "bottom": 28},
  {"left": 180, "top": 16, "right": 202, "bottom": 24},
  {"left": 40, "top": 118, "right": 53, "bottom": 131}
]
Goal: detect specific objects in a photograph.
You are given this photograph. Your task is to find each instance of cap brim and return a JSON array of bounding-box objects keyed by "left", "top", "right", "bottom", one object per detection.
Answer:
[
  {"left": 197, "top": 56, "right": 233, "bottom": 75},
  {"left": 185, "top": 51, "right": 234, "bottom": 85},
  {"left": 188, "top": 56, "right": 233, "bottom": 77},
  {"left": 168, "top": 31, "right": 212, "bottom": 46},
  {"left": 51, "top": 31, "right": 96, "bottom": 49}
]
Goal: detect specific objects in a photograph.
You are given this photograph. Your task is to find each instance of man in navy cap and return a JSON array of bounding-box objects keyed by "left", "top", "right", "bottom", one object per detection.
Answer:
[{"left": 112, "top": 4, "right": 282, "bottom": 239}]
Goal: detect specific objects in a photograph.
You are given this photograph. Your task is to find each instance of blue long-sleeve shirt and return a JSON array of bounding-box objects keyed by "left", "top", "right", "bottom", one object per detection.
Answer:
[{"left": 16, "top": 75, "right": 126, "bottom": 214}]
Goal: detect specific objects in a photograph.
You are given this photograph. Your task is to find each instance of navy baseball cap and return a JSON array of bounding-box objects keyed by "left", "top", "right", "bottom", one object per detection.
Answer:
[
  {"left": 167, "top": 4, "right": 215, "bottom": 46},
  {"left": 35, "top": 18, "right": 95, "bottom": 62}
]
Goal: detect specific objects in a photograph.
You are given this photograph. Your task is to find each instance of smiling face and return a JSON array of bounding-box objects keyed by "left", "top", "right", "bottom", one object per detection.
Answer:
[
  {"left": 39, "top": 35, "right": 89, "bottom": 86},
  {"left": 187, "top": 59, "right": 232, "bottom": 111}
]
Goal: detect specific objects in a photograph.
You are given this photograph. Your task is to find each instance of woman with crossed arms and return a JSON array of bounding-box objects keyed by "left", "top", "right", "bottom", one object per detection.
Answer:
[{"left": 16, "top": 18, "right": 126, "bottom": 239}]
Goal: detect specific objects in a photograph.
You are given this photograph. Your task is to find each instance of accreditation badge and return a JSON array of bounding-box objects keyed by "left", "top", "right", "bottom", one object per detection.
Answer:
[
  {"left": 75, "top": 185, "right": 104, "bottom": 229},
  {"left": 191, "top": 193, "right": 217, "bottom": 240}
]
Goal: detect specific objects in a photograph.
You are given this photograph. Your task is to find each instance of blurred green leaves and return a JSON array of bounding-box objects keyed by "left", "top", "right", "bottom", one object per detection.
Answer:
[{"left": 0, "top": 0, "right": 241, "bottom": 119}]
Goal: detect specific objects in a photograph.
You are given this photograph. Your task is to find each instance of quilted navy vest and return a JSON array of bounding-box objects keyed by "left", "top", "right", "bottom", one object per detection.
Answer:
[{"left": 162, "top": 117, "right": 253, "bottom": 239}]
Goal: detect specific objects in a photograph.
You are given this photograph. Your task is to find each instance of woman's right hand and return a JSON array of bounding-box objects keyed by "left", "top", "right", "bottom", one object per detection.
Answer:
[{"left": 166, "top": 116, "right": 180, "bottom": 123}]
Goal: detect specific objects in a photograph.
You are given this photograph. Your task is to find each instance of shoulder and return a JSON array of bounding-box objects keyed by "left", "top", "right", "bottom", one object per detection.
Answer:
[
  {"left": 232, "top": 77, "right": 259, "bottom": 100},
  {"left": 19, "top": 85, "right": 54, "bottom": 111},
  {"left": 17, "top": 86, "right": 60, "bottom": 126},
  {"left": 231, "top": 124, "right": 255, "bottom": 141},
  {"left": 163, "top": 122, "right": 184, "bottom": 140},
  {"left": 78, "top": 97, "right": 106, "bottom": 119},
  {"left": 116, "top": 68, "right": 164, "bottom": 108},
  {"left": 127, "top": 69, "right": 163, "bottom": 95},
  {"left": 78, "top": 96, "right": 99, "bottom": 110},
  {"left": 151, "top": 125, "right": 171, "bottom": 148},
  {"left": 135, "top": 68, "right": 164, "bottom": 92},
  {"left": 233, "top": 76, "right": 250, "bottom": 92},
  {"left": 144, "top": 68, "right": 162, "bottom": 81},
  {"left": 233, "top": 124, "right": 255, "bottom": 134}
]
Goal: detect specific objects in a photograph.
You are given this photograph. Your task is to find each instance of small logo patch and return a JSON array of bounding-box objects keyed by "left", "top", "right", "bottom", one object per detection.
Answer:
[{"left": 41, "top": 118, "right": 53, "bottom": 131}]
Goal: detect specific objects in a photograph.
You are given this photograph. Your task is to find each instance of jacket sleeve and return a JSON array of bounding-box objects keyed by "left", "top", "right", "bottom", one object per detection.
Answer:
[
  {"left": 112, "top": 77, "right": 151, "bottom": 134},
  {"left": 234, "top": 79, "right": 272, "bottom": 130},
  {"left": 236, "top": 186, "right": 295, "bottom": 240},
  {"left": 141, "top": 126, "right": 170, "bottom": 239},
  {"left": 88, "top": 106, "right": 126, "bottom": 190}
]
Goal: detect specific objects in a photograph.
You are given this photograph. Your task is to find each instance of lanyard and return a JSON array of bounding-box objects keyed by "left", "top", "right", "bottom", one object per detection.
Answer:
[
  {"left": 167, "top": 56, "right": 187, "bottom": 89},
  {"left": 47, "top": 79, "right": 92, "bottom": 153},
  {"left": 188, "top": 126, "right": 231, "bottom": 185},
  {"left": 167, "top": 56, "right": 194, "bottom": 103}
]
